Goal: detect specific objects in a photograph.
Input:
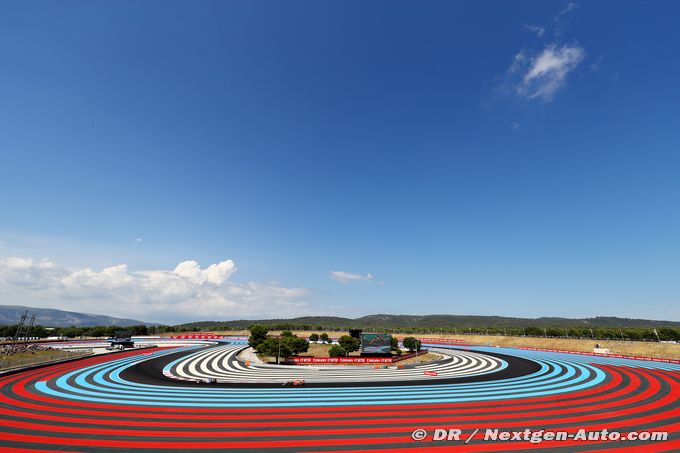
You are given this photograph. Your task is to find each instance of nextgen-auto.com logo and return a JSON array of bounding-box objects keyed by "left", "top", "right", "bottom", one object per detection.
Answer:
[{"left": 410, "top": 428, "right": 668, "bottom": 444}]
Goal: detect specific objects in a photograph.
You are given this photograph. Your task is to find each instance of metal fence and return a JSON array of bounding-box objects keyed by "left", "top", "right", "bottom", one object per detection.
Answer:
[{"left": 0, "top": 348, "right": 94, "bottom": 371}]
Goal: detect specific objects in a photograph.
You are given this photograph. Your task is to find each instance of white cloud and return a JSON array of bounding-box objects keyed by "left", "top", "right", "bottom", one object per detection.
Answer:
[
  {"left": 173, "top": 260, "right": 236, "bottom": 285},
  {"left": 558, "top": 2, "right": 578, "bottom": 18},
  {"left": 499, "top": 3, "right": 586, "bottom": 103},
  {"left": 508, "top": 44, "right": 585, "bottom": 101},
  {"left": 329, "top": 271, "right": 375, "bottom": 283},
  {"left": 135, "top": 238, "right": 143, "bottom": 243},
  {"left": 523, "top": 24, "right": 545, "bottom": 37},
  {"left": 554, "top": 2, "right": 578, "bottom": 36},
  {"left": 0, "top": 256, "right": 309, "bottom": 323}
]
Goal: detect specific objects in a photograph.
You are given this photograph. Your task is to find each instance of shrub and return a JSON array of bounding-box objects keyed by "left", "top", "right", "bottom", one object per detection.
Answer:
[{"left": 328, "top": 345, "right": 347, "bottom": 357}]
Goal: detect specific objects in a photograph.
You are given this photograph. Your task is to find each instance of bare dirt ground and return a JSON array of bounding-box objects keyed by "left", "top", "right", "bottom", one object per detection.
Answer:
[{"left": 189, "top": 330, "right": 680, "bottom": 360}]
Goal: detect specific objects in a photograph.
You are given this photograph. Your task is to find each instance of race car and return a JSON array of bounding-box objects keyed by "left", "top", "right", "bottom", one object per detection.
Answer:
[{"left": 195, "top": 378, "right": 217, "bottom": 384}]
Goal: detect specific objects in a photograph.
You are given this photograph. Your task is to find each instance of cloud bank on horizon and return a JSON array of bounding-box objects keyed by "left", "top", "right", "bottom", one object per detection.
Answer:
[{"left": 0, "top": 257, "right": 310, "bottom": 324}]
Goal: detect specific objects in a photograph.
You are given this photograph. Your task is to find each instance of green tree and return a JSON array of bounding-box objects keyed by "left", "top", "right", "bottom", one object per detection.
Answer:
[
  {"left": 288, "top": 336, "right": 309, "bottom": 355},
  {"left": 25, "top": 325, "right": 48, "bottom": 338},
  {"left": 248, "top": 325, "right": 269, "bottom": 349},
  {"left": 256, "top": 335, "right": 309, "bottom": 362},
  {"left": 61, "top": 327, "right": 84, "bottom": 338},
  {"left": 319, "top": 332, "right": 329, "bottom": 343},
  {"left": 89, "top": 326, "right": 107, "bottom": 337},
  {"left": 626, "top": 329, "right": 642, "bottom": 341},
  {"left": 338, "top": 335, "right": 360, "bottom": 353},
  {"left": 309, "top": 333, "right": 319, "bottom": 342},
  {"left": 390, "top": 335, "right": 399, "bottom": 351},
  {"left": 658, "top": 328, "right": 680, "bottom": 342},
  {"left": 546, "top": 328, "right": 562, "bottom": 337},
  {"left": 402, "top": 337, "right": 422, "bottom": 352},
  {"left": 130, "top": 325, "right": 149, "bottom": 336},
  {"left": 280, "top": 330, "right": 293, "bottom": 337},
  {"left": 105, "top": 326, "right": 119, "bottom": 337},
  {"left": 525, "top": 326, "right": 542, "bottom": 337},
  {"left": 257, "top": 337, "right": 291, "bottom": 359},
  {"left": 0, "top": 325, "right": 17, "bottom": 337},
  {"left": 328, "top": 345, "right": 346, "bottom": 357}
]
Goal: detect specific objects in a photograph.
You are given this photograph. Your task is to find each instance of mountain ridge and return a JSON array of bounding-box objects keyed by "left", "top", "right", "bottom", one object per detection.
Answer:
[
  {"left": 0, "top": 305, "right": 156, "bottom": 327},
  {"left": 2, "top": 305, "right": 678, "bottom": 329},
  {"left": 178, "top": 313, "right": 680, "bottom": 329}
]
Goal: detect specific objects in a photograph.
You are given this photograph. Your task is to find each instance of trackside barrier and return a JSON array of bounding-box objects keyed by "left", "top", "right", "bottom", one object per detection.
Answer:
[
  {"left": 171, "top": 334, "right": 225, "bottom": 339},
  {"left": 415, "top": 337, "right": 468, "bottom": 345},
  {"left": 285, "top": 350, "right": 428, "bottom": 365},
  {"left": 287, "top": 357, "right": 390, "bottom": 364},
  {"left": 515, "top": 346, "right": 680, "bottom": 364}
]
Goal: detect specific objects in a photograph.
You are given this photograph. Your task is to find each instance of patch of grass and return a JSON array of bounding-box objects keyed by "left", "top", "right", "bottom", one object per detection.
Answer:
[
  {"left": 395, "top": 352, "right": 440, "bottom": 365},
  {"left": 305, "top": 342, "right": 362, "bottom": 357}
]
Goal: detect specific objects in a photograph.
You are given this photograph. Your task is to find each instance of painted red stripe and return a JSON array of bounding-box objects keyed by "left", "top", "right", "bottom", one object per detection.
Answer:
[
  {"left": 1, "top": 364, "right": 677, "bottom": 450},
  {"left": 2, "top": 370, "right": 677, "bottom": 445}
]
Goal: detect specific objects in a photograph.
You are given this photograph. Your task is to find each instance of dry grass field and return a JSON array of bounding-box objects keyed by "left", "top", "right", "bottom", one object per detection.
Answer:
[
  {"left": 305, "top": 342, "right": 355, "bottom": 356},
  {"left": 461, "top": 334, "right": 680, "bottom": 359},
  {"left": 394, "top": 352, "right": 441, "bottom": 364},
  {"left": 0, "top": 348, "right": 91, "bottom": 370}
]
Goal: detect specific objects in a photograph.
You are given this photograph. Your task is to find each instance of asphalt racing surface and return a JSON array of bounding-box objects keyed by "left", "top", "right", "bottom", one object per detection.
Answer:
[
  {"left": 134, "top": 344, "right": 538, "bottom": 387},
  {"left": 1, "top": 340, "right": 679, "bottom": 452}
]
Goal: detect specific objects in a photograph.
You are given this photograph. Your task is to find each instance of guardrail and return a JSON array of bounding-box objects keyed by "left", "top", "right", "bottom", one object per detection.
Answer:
[{"left": 415, "top": 337, "right": 468, "bottom": 344}]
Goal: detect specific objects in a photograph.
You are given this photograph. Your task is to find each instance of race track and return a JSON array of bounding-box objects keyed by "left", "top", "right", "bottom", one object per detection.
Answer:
[{"left": 1, "top": 340, "right": 679, "bottom": 452}]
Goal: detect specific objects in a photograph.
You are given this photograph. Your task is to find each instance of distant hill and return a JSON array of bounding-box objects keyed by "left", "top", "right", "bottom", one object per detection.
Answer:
[
  {"left": 2, "top": 305, "right": 676, "bottom": 330},
  {"left": 0, "top": 305, "right": 156, "bottom": 327},
  {"left": 179, "top": 314, "right": 680, "bottom": 330}
]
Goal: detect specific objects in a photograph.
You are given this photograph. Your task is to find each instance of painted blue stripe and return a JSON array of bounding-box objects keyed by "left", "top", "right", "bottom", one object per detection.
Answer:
[{"left": 36, "top": 354, "right": 605, "bottom": 407}]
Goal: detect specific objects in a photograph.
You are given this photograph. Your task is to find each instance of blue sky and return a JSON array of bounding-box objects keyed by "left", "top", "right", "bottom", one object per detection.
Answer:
[{"left": 1, "top": 1, "right": 679, "bottom": 323}]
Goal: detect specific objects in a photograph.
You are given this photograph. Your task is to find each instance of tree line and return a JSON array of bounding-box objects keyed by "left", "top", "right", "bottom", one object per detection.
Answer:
[
  {"left": 173, "top": 322, "right": 680, "bottom": 341},
  {"left": 248, "top": 326, "right": 424, "bottom": 360},
  {"left": 2, "top": 323, "right": 679, "bottom": 342},
  {"left": 0, "top": 324, "right": 154, "bottom": 339},
  {"left": 247, "top": 326, "right": 309, "bottom": 363}
]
